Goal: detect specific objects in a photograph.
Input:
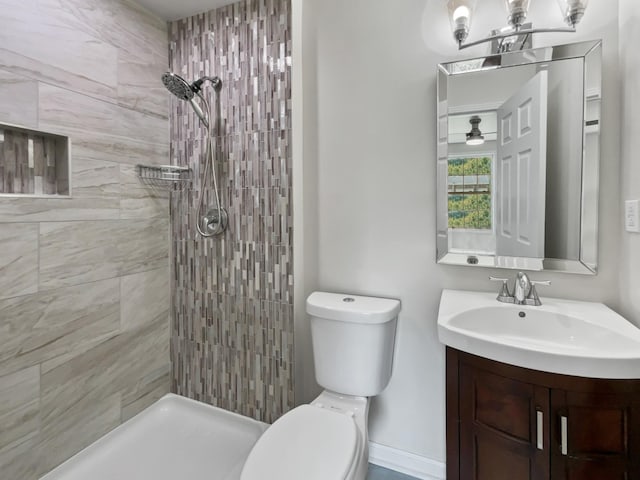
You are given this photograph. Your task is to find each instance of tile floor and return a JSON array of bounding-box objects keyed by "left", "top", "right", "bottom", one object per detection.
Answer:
[{"left": 367, "top": 464, "right": 419, "bottom": 479}]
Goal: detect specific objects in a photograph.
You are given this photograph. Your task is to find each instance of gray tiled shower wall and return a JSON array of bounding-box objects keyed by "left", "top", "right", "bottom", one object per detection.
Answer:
[
  {"left": 169, "top": 0, "right": 294, "bottom": 424},
  {"left": 0, "top": 1, "right": 171, "bottom": 478}
]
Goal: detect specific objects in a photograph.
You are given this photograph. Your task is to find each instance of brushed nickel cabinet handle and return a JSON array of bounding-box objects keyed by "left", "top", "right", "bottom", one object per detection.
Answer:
[
  {"left": 561, "top": 415, "right": 568, "bottom": 455},
  {"left": 536, "top": 410, "right": 544, "bottom": 450}
]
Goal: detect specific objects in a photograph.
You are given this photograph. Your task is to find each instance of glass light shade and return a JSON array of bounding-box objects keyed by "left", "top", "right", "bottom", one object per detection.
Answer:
[
  {"left": 504, "top": 0, "right": 531, "bottom": 27},
  {"left": 447, "top": 0, "right": 478, "bottom": 44},
  {"left": 557, "top": 0, "right": 589, "bottom": 26},
  {"left": 466, "top": 137, "right": 485, "bottom": 146}
]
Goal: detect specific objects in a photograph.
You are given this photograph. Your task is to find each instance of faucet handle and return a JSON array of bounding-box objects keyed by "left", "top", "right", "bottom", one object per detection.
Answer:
[
  {"left": 489, "top": 276, "right": 512, "bottom": 301},
  {"left": 526, "top": 280, "right": 550, "bottom": 306},
  {"left": 489, "top": 276, "right": 510, "bottom": 283}
]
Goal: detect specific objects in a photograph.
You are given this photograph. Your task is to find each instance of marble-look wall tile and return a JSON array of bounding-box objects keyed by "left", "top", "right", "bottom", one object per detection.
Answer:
[
  {"left": 39, "top": 219, "right": 169, "bottom": 290},
  {"left": 0, "top": 433, "right": 38, "bottom": 480},
  {"left": 121, "top": 367, "right": 171, "bottom": 422},
  {"left": 0, "top": 196, "right": 121, "bottom": 223},
  {"left": 38, "top": 0, "right": 169, "bottom": 116},
  {"left": 72, "top": 157, "right": 121, "bottom": 203},
  {"left": 117, "top": 51, "right": 169, "bottom": 118},
  {"left": 0, "top": 1, "right": 119, "bottom": 101},
  {"left": 0, "top": 366, "right": 40, "bottom": 451},
  {"left": 37, "top": 392, "right": 121, "bottom": 476},
  {"left": 38, "top": 83, "right": 167, "bottom": 146},
  {"left": 119, "top": 164, "right": 169, "bottom": 219},
  {"left": 0, "top": 0, "right": 169, "bottom": 477},
  {"left": 120, "top": 267, "right": 169, "bottom": 332},
  {"left": 40, "top": 318, "right": 169, "bottom": 421},
  {"left": 0, "top": 222, "right": 38, "bottom": 300},
  {"left": 0, "top": 69, "right": 38, "bottom": 129},
  {"left": 70, "top": 128, "right": 169, "bottom": 167},
  {"left": 0, "top": 279, "right": 120, "bottom": 378},
  {"left": 42, "top": 0, "right": 168, "bottom": 63}
]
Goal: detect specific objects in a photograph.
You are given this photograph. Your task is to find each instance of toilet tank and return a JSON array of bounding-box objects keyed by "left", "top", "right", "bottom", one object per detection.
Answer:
[{"left": 306, "top": 292, "right": 401, "bottom": 397}]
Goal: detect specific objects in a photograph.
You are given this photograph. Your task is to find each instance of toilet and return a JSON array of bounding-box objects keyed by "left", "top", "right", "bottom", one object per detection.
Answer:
[{"left": 240, "top": 291, "right": 401, "bottom": 480}]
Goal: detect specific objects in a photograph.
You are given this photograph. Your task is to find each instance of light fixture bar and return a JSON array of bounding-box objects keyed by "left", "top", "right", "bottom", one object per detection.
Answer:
[
  {"left": 458, "top": 26, "right": 575, "bottom": 50},
  {"left": 450, "top": 0, "right": 587, "bottom": 52}
]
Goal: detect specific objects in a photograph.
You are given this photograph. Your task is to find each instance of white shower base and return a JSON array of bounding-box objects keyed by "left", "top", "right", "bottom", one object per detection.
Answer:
[{"left": 40, "top": 394, "right": 268, "bottom": 480}]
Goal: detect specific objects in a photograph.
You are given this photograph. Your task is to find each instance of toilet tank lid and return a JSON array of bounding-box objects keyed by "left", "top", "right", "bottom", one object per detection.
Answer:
[{"left": 306, "top": 291, "right": 401, "bottom": 324}]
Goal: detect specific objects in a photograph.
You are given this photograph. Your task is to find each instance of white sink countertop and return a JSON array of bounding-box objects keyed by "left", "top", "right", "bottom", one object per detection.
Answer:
[{"left": 438, "top": 289, "right": 640, "bottom": 379}]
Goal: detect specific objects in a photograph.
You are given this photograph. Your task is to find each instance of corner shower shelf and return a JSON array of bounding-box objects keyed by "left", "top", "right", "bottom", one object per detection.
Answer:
[{"left": 136, "top": 164, "right": 191, "bottom": 187}]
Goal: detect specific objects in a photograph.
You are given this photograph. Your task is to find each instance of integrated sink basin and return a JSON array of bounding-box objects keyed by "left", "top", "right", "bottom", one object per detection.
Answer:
[{"left": 438, "top": 289, "right": 640, "bottom": 379}]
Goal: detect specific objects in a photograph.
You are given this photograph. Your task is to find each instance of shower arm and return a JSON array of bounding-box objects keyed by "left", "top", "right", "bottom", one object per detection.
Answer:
[{"left": 192, "top": 76, "right": 222, "bottom": 93}]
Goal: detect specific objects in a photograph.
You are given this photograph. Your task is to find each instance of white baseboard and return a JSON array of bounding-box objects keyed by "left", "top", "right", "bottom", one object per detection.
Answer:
[{"left": 368, "top": 442, "right": 446, "bottom": 480}]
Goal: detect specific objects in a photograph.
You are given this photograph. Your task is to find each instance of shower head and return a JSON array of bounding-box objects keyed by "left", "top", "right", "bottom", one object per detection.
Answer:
[
  {"left": 162, "top": 72, "right": 223, "bottom": 128},
  {"left": 161, "top": 72, "right": 194, "bottom": 101}
]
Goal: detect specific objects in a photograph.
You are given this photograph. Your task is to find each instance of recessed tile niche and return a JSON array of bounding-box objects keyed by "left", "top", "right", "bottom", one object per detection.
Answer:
[{"left": 0, "top": 123, "right": 70, "bottom": 196}]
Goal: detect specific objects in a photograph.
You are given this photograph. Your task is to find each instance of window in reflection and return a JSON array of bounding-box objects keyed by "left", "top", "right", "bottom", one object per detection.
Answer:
[{"left": 447, "top": 156, "right": 493, "bottom": 230}]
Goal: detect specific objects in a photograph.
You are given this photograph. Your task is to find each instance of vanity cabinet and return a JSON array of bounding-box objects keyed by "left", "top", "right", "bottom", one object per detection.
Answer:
[{"left": 447, "top": 348, "right": 640, "bottom": 480}]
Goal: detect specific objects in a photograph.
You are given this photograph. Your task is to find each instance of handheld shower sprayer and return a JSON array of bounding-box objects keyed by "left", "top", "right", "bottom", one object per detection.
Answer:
[
  {"left": 162, "top": 71, "right": 227, "bottom": 237},
  {"left": 161, "top": 72, "right": 221, "bottom": 128}
]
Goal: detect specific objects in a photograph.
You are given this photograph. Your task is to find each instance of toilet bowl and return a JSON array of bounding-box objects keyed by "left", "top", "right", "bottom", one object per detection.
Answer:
[{"left": 240, "top": 291, "right": 401, "bottom": 480}]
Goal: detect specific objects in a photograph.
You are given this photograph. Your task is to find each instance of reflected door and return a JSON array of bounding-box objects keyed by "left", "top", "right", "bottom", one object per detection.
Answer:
[{"left": 496, "top": 71, "right": 548, "bottom": 259}]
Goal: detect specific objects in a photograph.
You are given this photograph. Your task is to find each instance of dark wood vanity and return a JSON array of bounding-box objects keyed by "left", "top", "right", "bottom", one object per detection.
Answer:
[{"left": 446, "top": 347, "right": 640, "bottom": 480}]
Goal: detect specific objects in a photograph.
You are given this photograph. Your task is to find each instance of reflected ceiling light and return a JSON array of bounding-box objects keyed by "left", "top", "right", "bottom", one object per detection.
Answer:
[
  {"left": 447, "top": 0, "right": 589, "bottom": 53},
  {"left": 466, "top": 116, "right": 485, "bottom": 146}
]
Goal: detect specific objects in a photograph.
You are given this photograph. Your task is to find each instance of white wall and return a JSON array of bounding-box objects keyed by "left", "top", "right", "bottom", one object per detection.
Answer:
[
  {"left": 619, "top": 0, "right": 640, "bottom": 326},
  {"left": 292, "top": 0, "right": 321, "bottom": 407},
  {"left": 294, "top": 0, "right": 622, "bottom": 466}
]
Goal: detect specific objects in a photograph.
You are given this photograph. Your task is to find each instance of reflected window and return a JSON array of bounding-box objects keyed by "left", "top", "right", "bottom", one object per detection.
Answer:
[{"left": 447, "top": 156, "right": 492, "bottom": 230}]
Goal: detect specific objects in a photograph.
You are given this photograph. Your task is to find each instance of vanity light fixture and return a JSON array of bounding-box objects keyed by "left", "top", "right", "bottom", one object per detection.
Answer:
[
  {"left": 447, "top": 0, "right": 478, "bottom": 45},
  {"left": 447, "top": 0, "right": 589, "bottom": 53},
  {"left": 466, "top": 116, "right": 485, "bottom": 146}
]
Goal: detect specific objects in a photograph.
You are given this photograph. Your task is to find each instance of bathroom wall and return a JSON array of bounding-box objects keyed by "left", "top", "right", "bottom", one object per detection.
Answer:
[
  {"left": 291, "top": 0, "right": 320, "bottom": 405},
  {"left": 0, "top": 1, "right": 170, "bottom": 478},
  {"left": 619, "top": 0, "right": 640, "bottom": 326},
  {"left": 295, "top": 0, "right": 621, "bottom": 473},
  {"left": 168, "top": 0, "right": 294, "bottom": 424}
]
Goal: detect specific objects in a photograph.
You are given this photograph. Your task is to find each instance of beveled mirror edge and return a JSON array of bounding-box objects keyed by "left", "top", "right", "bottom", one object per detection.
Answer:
[
  {"left": 435, "top": 40, "right": 602, "bottom": 275},
  {"left": 438, "top": 39, "right": 602, "bottom": 75},
  {"left": 436, "top": 252, "right": 598, "bottom": 275},
  {"left": 579, "top": 41, "right": 602, "bottom": 276}
]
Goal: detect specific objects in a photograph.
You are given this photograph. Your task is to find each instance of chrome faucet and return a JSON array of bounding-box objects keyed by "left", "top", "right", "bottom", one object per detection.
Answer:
[
  {"left": 490, "top": 272, "right": 551, "bottom": 306},
  {"left": 513, "top": 271, "right": 530, "bottom": 304}
]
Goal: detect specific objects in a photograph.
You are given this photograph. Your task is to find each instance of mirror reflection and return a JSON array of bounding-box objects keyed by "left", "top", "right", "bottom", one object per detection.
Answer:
[{"left": 436, "top": 41, "right": 602, "bottom": 274}]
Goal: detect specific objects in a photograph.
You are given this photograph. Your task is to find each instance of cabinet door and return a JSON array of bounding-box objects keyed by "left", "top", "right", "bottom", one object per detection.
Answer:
[
  {"left": 550, "top": 389, "right": 640, "bottom": 480},
  {"left": 459, "top": 364, "right": 550, "bottom": 480}
]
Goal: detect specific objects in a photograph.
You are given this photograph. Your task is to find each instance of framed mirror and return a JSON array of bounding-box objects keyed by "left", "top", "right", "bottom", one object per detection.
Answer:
[{"left": 436, "top": 40, "right": 602, "bottom": 274}]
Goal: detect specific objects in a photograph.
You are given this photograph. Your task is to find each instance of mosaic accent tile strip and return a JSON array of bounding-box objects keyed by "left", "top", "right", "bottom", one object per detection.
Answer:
[{"left": 169, "top": 0, "right": 293, "bottom": 424}]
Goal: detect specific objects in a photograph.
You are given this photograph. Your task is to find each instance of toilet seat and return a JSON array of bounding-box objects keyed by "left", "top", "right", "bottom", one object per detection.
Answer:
[{"left": 240, "top": 404, "right": 360, "bottom": 480}]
